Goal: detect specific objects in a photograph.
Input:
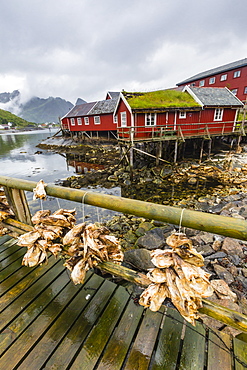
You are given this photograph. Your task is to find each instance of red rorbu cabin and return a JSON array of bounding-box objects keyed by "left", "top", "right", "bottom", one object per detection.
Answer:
[
  {"left": 176, "top": 57, "right": 247, "bottom": 102},
  {"left": 61, "top": 92, "right": 120, "bottom": 137},
  {"left": 114, "top": 87, "right": 243, "bottom": 141}
]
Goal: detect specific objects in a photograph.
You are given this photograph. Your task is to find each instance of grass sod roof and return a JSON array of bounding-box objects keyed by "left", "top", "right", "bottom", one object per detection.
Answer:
[{"left": 123, "top": 89, "right": 201, "bottom": 110}]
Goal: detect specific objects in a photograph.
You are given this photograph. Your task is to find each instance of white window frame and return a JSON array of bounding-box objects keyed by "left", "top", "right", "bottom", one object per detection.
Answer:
[
  {"left": 214, "top": 108, "right": 223, "bottom": 121},
  {"left": 231, "top": 89, "right": 238, "bottom": 96},
  {"left": 94, "top": 116, "right": 101, "bottom": 125},
  {"left": 199, "top": 80, "right": 205, "bottom": 87},
  {"left": 209, "top": 77, "right": 215, "bottom": 84},
  {"left": 234, "top": 70, "right": 241, "bottom": 78},
  {"left": 179, "top": 111, "right": 186, "bottom": 119},
  {"left": 114, "top": 115, "right": 118, "bottom": 124},
  {"left": 70, "top": 118, "right": 75, "bottom": 126},
  {"left": 145, "top": 113, "right": 156, "bottom": 126},
  {"left": 220, "top": 74, "right": 227, "bottom": 81},
  {"left": 120, "top": 111, "right": 127, "bottom": 127},
  {"left": 244, "top": 86, "right": 247, "bottom": 94},
  {"left": 84, "top": 117, "right": 89, "bottom": 125},
  {"left": 77, "top": 117, "right": 82, "bottom": 125}
]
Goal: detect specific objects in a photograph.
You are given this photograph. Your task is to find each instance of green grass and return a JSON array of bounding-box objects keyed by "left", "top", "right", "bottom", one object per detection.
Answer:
[
  {"left": 123, "top": 89, "right": 201, "bottom": 109},
  {"left": 0, "top": 108, "right": 36, "bottom": 128}
]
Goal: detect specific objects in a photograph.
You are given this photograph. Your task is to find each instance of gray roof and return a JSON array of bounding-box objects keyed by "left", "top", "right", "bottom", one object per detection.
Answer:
[
  {"left": 177, "top": 58, "right": 247, "bottom": 85},
  {"left": 107, "top": 91, "right": 120, "bottom": 99},
  {"left": 65, "top": 102, "right": 97, "bottom": 118},
  {"left": 89, "top": 98, "right": 118, "bottom": 115},
  {"left": 189, "top": 87, "right": 243, "bottom": 107}
]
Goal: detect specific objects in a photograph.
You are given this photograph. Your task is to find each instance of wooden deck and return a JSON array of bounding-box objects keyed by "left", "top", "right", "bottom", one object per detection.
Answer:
[{"left": 1, "top": 235, "right": 247, "bottom": 369}]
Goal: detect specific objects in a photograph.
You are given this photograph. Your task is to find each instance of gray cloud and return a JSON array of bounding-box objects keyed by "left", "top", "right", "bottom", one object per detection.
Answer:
[{"left": 0, "top": 0, "right": 246, "bottom": 104}]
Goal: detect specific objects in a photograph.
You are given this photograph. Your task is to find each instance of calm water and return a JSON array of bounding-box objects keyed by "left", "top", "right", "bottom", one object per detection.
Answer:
[{"left": 0, "top": 129, "right": 120, "bottom": 222}]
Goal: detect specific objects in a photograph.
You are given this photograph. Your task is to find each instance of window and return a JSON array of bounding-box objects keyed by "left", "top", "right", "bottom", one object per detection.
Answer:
[
  {"left": 145, "top": 113, "right": 156, "bottom": 126},
  {"left": 120, "top": 112, "right": 127, "bottom": 127},
  {"left": 84, "top": 117, "right": 89, "bottom": 125},
  {"left": 209, "top": 77, "right": 215, "bottom": 84},
  {"left": 234, "top": 70, "right": 241, "bottom": 78},
  {"left": 77, "top": 118, "right": 82, "bottom": 125},
  {"left": 94, "top": 116, "right": 101, "bottom": 125},
  {"left": 231, "top": 89, "right": 238, "bottom": 95},
  {"left": 244, "top": 87, "right": 247, "bottom": 94},
  {"left": 70, "top": 118, "right": 75, "bottom": 125},
  {"left": 114, "top": 115, "right": 118, "bottom": 124},
  {"left": 179, "top": 111, "right": 186, "bottom": 119},
  {"left": 199, "top": 80, "right": 205, "bottom": 87},
  {"left": 220, "top": 74, "right": 227, "bottom": 81},
  {"left": 214, "top": 108, "right": 223, "bottom": 121}
]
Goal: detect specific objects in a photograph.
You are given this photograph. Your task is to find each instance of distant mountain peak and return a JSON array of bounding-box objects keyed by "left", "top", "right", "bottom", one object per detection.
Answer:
[{"left": 75, "top": 98, "right": 87, "bottom": 105}]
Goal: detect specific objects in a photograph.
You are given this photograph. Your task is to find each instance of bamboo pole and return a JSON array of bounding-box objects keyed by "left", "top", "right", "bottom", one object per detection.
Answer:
[
  {"left": 99, "top": 261, "right": 247, "bottom": 333},
  {"left": 1, "top": 175, "right": 247, "bottom": 240}
]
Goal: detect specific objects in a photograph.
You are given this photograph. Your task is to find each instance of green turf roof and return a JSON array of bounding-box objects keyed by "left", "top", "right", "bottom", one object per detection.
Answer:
[{"left": 123, "top": 89, "right": 201, "bottom": 109}]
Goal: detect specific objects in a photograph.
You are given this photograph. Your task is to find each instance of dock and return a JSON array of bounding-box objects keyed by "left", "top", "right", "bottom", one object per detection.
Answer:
[{"left": 1, "top": 235, "right": 247, "bottom": 369}]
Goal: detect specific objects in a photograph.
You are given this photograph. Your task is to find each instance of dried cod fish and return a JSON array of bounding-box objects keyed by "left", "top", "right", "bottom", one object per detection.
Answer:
[
  {"left": 17, "top": 230, "right": 41, "bottom": 247},
  {"left": 22, "top": 245, "right": 47, "bottom": 267},
  {"left": 139, "top": 232, "right": 213, "bottom": 325},
  {"left": 33, "top": 179, "right": 47, "bottom": 200}
]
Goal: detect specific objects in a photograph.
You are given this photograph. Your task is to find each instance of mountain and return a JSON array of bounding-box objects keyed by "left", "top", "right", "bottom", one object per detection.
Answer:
[
  {"left": 20, "top": 96, "right": 73, "bottom": 123},
  {"left": 0, "top": 90, "right": 79, "bottom": 124}
]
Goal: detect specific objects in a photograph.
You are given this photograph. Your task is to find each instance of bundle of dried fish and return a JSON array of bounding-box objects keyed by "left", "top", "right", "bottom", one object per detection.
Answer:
[
  {"left": 139, "top": 232, "right": 213, "bottom": 325},
  {"left": 33, "top": 179, "right": 47, "bottom": 200},
  {"left": 17, "top": 208, "right": 76, "bottom": 267},
  {"left": 17, "top": 208, "right": 123, "bottom": 282},
  {"left": 0, "top": 189, "right": 15, "bottom": 236},
  {"left": 63, "top": 222, "right": 124, "bottom": 285}
]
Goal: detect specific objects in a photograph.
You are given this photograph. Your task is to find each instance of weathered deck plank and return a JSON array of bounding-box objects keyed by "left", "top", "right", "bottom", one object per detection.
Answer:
[{"left": 0, "top": 236, "right": 246, "bottom": 369}]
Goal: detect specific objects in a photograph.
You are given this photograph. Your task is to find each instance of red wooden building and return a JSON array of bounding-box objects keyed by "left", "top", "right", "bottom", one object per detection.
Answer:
[
  {"left": 177, "top": 58, "right": 247, "bottom": 102},
  {"left": 114, "top": 87, "right": 243, "bottom": 141},
  {"left": 61, "top": 92, "right": 119, "bottom": 136}
]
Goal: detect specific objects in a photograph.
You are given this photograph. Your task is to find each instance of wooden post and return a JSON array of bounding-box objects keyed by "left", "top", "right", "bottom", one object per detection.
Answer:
[
  {"left": 174, "top": 140, "right": 178, "bottom": 164},
  {"left": 3, "top": 187, "right": 32, "bottom": 225},
  {"left": 156, "top": 141, "right": 162, "bottom": 166},
  {"left": 208, "top": 139, "right": 212, "bottom": 159},
  {"left": 199, "top": 139, "right": 204, "bottom": 163},
  {"left": 129, "top": 145, "right": 134, "bottom": 181}
]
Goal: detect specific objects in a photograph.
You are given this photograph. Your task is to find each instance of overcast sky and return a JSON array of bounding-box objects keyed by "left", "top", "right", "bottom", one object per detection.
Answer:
[{"left": 0, "top": 0, "right": 246, "bottom": 105}]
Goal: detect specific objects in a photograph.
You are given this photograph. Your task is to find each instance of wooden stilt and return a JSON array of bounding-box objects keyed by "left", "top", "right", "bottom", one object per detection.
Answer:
[
  {"left": 236, "top": 135, "right": 242, "bottom": 153},
  {"left": 156, "top": 141, "right": 162, "bottom": 166},
  {"left": 174, "top": 140, "right": 178, "bottom": 164},
  {"left": 129, "top": 145, "right": 134, "bottom": 181},
  {"left": 199, "top": 139, "right": 204, "bottom": 163},
  {"left": 208, "top": 139, "right": 212, "bottom": 159}
]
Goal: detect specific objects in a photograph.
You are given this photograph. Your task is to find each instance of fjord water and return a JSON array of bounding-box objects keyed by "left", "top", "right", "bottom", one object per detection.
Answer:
[{"left": 0, "top": 129, "right": 120, "bottom": 222}]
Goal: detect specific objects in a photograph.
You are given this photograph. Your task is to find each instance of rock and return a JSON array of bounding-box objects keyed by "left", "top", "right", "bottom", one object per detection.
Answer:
[
  {"left": 196, "top": 243, "right": 214, "bottom": 257},
  {"left": 123, "top": 249, "right": 154, "bottom": 271},
  {"left": 213, "top": 265, "right": 235, "bottom": 285},
  {"left": 210, "top": 279, "right": 237, "bottom": 302},
  {"left": 205, "top": 251, "right": 227, "bottom": 260},
  {"left": 107, "top": 175, "right": 118, "bottom": 182},
  {"left": 136, "top": 227, "right": 166, "bottom": 250},
  {"left": 135, "top": 222, "right": 154, "bottom": 237},
  {"left": 187, "top": 177, "right": 197, "bottom": 185},
  {"left": 199, "top": 233, "right": 214, "bottom": 244},
  {"left": 222, "top": 237, "right": 244, "bottom": 258}
]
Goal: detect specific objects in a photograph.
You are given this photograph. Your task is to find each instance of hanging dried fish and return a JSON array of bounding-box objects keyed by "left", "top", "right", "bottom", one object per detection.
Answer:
[
  {"left": 33, "top": 179, "right": 47, "bottom": 200},
  {"left": 139, "top": 232, "right": 213, "bottom": 325},
  {"left": 22, "top": 245, "right": 47, "bottom": 267}
]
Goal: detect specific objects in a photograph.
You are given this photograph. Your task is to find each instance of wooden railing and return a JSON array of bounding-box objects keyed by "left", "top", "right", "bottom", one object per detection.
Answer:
[
  {"left": 1, "top": 175, "right": 247, "bottom": 333},
  {"left": 117, "top": 120, "right": 247, "bottom": 141}
]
